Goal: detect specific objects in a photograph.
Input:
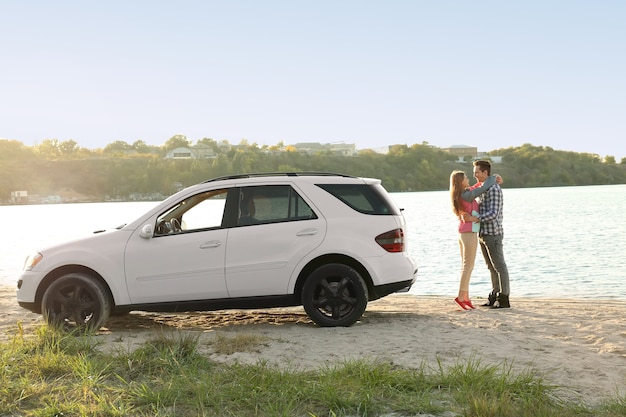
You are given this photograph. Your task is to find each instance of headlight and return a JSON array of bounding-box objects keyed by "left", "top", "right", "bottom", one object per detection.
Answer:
[{"left": 24, "top": 253, "right": 43, "bottom": 271}]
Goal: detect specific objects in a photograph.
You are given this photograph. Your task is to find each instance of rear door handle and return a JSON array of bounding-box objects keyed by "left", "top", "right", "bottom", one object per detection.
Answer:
[
  {"left": 200, "top": 240, "right": 222, "bottom": 249},
  {"left": 296, "top": 228, "right": 318, "bottom": 236}
]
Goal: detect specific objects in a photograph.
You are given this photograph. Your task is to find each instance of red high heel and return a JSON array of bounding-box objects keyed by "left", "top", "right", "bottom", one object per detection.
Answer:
[{"left": 455, "top": 297, "right": 470, "bottom": 310}]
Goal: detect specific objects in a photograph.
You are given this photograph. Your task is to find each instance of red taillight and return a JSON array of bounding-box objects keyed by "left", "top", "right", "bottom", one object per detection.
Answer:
[{"left": 375, "top": 228, "right": 405, "bottom": 253}]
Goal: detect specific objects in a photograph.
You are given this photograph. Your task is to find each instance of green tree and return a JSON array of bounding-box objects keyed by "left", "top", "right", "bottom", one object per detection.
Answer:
[
  {"left": 196, "top": 138, "right": 219, "bottom": 152},
  {"left": 35, "top": 139, "right": 62, "bottom": 158},
  {"left": 164, "top": 135, "right": 190, "bottom": 151},
  {"left": 103, "top": 140, "right": 132, "bottom": 155},
  {"left": 132, "top": 140, "right": 151, "bottom": 154},
  {"left": 2, "top": 138, "right": 626, "bottom": 204},
  {"left": 58, "top": 139, "right": 80, "bottom": 157},
  {"left": 0, "top": 139, "right": 35, "bottom": 160}
]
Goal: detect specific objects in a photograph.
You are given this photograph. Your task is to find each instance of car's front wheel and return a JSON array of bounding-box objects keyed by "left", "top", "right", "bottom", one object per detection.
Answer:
[
  {"left": 302, "top": 263, "right": 368, "bottom": 327},
  {"left": 42, "top": 273, "right": 111, "bottom": 331}
]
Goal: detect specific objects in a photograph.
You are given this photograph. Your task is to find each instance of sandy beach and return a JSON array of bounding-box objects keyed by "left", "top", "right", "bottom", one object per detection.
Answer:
[{"left": 2, "top": 285, "right": 625, "bottom": 406}]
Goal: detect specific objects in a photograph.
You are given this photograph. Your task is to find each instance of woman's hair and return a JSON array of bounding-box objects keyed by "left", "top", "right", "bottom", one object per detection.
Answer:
[{"left": 449, "top": 170, "right": 466, "bottom": 216}]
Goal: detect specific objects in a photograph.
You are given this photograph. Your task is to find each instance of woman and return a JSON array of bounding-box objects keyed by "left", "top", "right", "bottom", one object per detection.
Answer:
[{"left": 449, "top": 170, "right": 500, "bottom": 310}]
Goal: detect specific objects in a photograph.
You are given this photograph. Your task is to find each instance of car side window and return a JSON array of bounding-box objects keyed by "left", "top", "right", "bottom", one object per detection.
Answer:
[
  {"left": 316, "top": 183, "right": 399, "bottom": 215},
  {"left": 155, "top": 189, "right": 228, "bottom": 235},
  {"left": 237, "top": 185, "right": 316, "bottom": 226}
]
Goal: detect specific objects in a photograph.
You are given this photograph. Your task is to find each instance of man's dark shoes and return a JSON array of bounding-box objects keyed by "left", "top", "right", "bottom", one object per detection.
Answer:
[
  {"left": 481, "top": 291, "right": 498, "bottom": 307},
  {"left": 491, "top": 294, "right": 511, "bottom": 309}
]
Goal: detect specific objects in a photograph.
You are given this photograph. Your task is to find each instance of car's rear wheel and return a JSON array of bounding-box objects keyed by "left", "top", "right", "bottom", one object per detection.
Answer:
[
  {"left": 42, "top": 273, "right": 111, "bottom": 331},
  {"left": 302, "top": 263, "right": 368, "bottom": 327}
]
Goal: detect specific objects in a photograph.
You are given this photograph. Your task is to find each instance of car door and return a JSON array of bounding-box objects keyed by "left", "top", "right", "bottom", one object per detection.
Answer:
[
  {"left": 224, "top": 185, "right": 326, "bottom": 297},
  {"left": 124, "top": 189, "right": 231, "bottom": 304}
]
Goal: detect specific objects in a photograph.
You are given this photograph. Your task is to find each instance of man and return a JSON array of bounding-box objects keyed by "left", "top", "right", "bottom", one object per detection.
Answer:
[{"left": 472, "top": 160, "right": 510, "bottom": 309}]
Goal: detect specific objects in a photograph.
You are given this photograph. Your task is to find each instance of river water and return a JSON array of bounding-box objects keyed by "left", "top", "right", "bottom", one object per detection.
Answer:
[{"left": 2, "top": 184, "right": 625, "bottom": 300}]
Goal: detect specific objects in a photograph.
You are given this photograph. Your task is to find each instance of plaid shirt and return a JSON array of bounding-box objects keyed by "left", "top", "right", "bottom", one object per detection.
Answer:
[{"left": 477, "top": 183, "right": 504, "bottom": 235}]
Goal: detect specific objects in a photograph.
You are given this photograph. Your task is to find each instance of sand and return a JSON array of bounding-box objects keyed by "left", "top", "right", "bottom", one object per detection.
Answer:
[{"left": 2, "top": 285, "right": 625, "bottom": 406}]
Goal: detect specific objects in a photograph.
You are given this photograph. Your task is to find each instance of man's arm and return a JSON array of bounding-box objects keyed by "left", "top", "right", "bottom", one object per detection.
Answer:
[{"left": 461, "top": 175, "right": 496, "bottom": 202}]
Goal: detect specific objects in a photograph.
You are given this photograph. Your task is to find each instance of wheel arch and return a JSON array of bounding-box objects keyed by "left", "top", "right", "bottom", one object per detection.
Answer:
[
  {"left": 34, "top": 265, "right": 115, "bottom": 314},
  {"left": 293, "top": 254, "right": 373, "bottom": 304}
]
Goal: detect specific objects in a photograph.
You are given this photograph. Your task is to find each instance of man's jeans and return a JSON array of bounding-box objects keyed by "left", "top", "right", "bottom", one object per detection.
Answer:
[{"left": 479, "top": 234, "right": 510, "bottom": 296}]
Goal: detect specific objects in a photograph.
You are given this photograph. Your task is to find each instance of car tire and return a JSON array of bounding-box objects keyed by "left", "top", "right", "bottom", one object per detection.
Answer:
[
  {"left": 302, "top": 263, "right": 368, "bottom": 327},
  {"left": 42, "top": 272, "right": 111, "bottom": 331}
]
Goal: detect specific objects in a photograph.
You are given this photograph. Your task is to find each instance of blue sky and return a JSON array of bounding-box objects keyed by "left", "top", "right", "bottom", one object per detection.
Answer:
[{"left": 2, "top": 1, "right": 625, "bottom": 159}]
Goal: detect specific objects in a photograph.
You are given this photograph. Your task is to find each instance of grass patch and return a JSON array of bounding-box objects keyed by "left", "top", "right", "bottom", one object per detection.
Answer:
[{"left": 1, "top": 324, "right": 624, "bottom": 416}]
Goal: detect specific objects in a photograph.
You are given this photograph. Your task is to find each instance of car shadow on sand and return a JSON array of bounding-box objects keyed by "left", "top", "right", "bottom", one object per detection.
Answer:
[{"left": 99, "top": 308, "right": 426, "bottom": 334}]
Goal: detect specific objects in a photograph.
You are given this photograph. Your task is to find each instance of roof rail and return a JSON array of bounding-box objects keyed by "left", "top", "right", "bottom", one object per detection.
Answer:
[{"left": 202, "top": 172, "right": 354, "bottom": 183}]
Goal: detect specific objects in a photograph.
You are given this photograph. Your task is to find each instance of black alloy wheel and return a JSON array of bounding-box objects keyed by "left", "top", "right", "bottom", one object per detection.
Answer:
[
  {"left": 302, "top": 263, "right": 368, "bottom": 327},
  {"left": 42, "top": 273, "right": 111, "bottom": 331}
]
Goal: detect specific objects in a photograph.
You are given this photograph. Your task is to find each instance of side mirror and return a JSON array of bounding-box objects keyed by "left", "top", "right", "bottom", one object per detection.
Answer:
[{"left": 140, "top": 224, "right": 153, "bottom": 239}]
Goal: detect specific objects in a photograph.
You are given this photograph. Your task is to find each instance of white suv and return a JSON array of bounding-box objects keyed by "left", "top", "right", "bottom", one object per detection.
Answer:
[{"left": 17, "top": 173, "right": 417, "bottom": 329}]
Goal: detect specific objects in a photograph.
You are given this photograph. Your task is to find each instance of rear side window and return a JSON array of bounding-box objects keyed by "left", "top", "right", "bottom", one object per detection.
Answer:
[
  {"left": 238, "top": 185, "right": 317, "bottom": 226},
  {"left": 317, "top": 183, "right": 400, "bottom": 215}
]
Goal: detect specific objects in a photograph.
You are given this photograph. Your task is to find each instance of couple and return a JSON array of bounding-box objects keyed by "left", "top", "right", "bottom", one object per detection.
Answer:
[{"left": 449, "top": 160, "right": 510, "bottom": 311}]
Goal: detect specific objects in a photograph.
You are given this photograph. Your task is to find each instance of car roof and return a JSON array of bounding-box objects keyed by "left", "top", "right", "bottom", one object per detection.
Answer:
[
  {"left": 202, "top": 172, "right": 355, "bottom": 183},
  {"left": 198, "top": 172, "right": 381, "bottom": 186}
]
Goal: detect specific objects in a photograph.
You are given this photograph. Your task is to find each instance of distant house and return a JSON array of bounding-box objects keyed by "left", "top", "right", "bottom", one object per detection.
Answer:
[
  {"left": 164, "top": 145, "right": 216, "bottom": 159},
  {"left": 292, "top": 142, "right": 324, "bottom": 155},
  {"left": 475, "top": 153, "right": 503, "bottom": 163},
  {"left": 368, "top": 146, "right": 390, "bottom": 155},
  {"left": 191, "top": 144, "right": 217, "bottom": 159},
  {"left": 292, "top": 142, "right": 357, "bottom": 156},
  {"left": 10, "top": 190, "right": 28, "bottom": 204},
  {"left": 217, "top": 140, "right": 232, "bottom": 152},
  {"left": 165, "top": 147, "right": 194, "bottom": 159},
  {"left": 443, "top": 145, "right": 478, "bottom": 160},
  {"left": 328, "top": 143, "right": 357, "bottom": 156}
]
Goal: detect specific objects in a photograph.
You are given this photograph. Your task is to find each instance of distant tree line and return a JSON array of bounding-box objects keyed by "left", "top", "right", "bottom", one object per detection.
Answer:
[{"left": 1, "top": 137, "right": 625, "bottom": 202}]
